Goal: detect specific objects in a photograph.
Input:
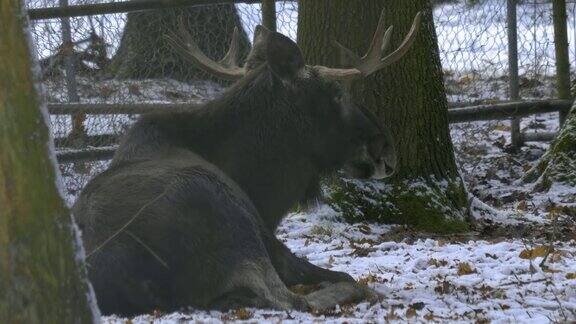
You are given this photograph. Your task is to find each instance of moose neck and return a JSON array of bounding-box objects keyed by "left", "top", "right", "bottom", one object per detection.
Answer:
[{"left": 166, "top": 68, "right": 319, "bottom": 230}]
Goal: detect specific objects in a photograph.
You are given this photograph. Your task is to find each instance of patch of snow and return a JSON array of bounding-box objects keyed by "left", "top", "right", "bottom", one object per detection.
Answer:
[{"left": 102, "top": 207, "right": 576, "bottom": 323}]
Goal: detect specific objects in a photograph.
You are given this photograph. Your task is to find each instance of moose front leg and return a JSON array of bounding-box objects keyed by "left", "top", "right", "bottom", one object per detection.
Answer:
[{"left": 263, "top": 232, "right": 354, "bottom": 287}]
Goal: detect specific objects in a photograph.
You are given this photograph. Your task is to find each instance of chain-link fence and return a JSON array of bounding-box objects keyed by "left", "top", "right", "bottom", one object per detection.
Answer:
[
  {"left": 27, "top": 0, "right": 299, "bottom": 202},
  {"left": 25, "top": 0, "right": 575, "bottom": 202},
  {"left": 437, "top": 0, "right": 576, "bottom": 104}
]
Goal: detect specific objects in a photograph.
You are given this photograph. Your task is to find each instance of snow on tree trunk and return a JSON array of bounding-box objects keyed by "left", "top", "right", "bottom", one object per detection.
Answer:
[
  {"left": 298, "top": 0, "right": 469, "bottom": 233},
  {"left": 108, "top": 4, "right": 250, "bottom": 82},
  {"left": 524, "top": 93, "right": 576, "bottom": 191},
  {"left": 0, "top": 0, "right": 98, "bottom": 322}
]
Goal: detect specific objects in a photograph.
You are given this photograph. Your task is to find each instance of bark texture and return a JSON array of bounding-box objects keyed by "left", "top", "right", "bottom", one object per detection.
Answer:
[
  {"left": 108, "top": 4, "right": 250, "bottom": 82},
  {"left": 0, "top": 0, "right": 96, "bottom": 322},
  {"left": 552, "top": 0, "right": 571, "bottom": 124},
  {"left": 298, "top": 0, "right": 469, "bottom": 232}
]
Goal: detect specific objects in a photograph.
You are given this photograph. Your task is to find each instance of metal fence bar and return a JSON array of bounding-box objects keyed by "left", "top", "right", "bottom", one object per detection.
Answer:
[
  {"left": 59, "top": 0, "right": 85, "bottom": 138},
  {"left": 60, "top": 0, "right": 79, "bottom": 103},
  {"left": 507, "top": 0, "right": 522, "bottom": 150}
]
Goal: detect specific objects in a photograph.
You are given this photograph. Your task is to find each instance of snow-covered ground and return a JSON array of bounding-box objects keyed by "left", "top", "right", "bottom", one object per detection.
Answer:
[
  {"left": 40, "top": 63, "right": 574, "bottom": 322},
  {"left": 60, "top": 76, "right": 574, "bottom": 324},
  {"left": 453, "top": 111, "right": 576, "bottom": 217},
  {"left": 101, "top": 207, "right": 576, "bottom": 323},
  {"left": 31, "top": 0, "right": 576, "bottom": 321},
  {"left": 44, "top": 67, "right": 575, "bottom": 324},
  {"left": 95, "top": 114, "right": 576, "bottom": 323}
]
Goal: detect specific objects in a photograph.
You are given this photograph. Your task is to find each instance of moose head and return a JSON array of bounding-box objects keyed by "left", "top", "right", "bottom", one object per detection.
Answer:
[{"left": 165, "top": 10, "right": 421, "bottom": 181}]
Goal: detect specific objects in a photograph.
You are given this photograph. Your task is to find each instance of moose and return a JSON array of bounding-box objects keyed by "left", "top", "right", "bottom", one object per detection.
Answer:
[{"left": 73, "top": 10, "right": 421, "bottom": 316}]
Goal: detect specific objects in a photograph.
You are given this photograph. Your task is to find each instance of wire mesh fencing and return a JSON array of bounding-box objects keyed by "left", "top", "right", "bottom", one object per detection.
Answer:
[
  {"left": 25, "top": 0, "right": 575, "bottom": 201},
  {"left": 436, "top": 0, "right": 576, "bottom": 105},
  {"left": 27, "top": 0, "right": 295, "bottom": 202}
]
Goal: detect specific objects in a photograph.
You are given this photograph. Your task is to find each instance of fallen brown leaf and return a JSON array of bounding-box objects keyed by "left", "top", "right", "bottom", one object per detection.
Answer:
[
  {"left": 358, "top": 274, "right": 379, "bottom": 285},
  {"left": 428, "top": 258, "right": 448, "bottom": 267},
  {"left": 519, "top": 246, "right": 552, "bottom": 259},
  {"left": 542, "top": 267, "right": 561, "bottom": 273},
  {"left": 457, "top": 262, "right": 475, "bottom": 276},
  {"left": 232, "top": 308, "right": 253, "bottom": 320},
  {"left": 517, "top": 200, "right": 528, "bottom": 211},
  {"left": 384, "top": 309, "right": 400, "bottom": 321}
]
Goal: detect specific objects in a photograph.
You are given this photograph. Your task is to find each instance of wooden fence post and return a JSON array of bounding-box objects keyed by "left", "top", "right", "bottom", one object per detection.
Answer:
[
  {"left": 507, "top": 0, "right": 522, "bottom": 150},
  {"left": 552, "top": 0, "right": 572, "bottom": 126}
]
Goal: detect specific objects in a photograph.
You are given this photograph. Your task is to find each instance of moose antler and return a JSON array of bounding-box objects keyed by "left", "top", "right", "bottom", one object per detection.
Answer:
[
  {"left": 166, "top": 10, "right": 421, "bottom": 83},
  {"left": 164, "top": 19, "right": 245, "bottom": 81},
  {"left": 315, "top": 11, "right": 422, "bottom": 81}
]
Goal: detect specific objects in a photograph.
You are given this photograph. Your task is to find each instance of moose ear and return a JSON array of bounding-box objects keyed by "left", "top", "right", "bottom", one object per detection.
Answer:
[
  {"left": 266, "top": 32, "right": 305, "bottom": 81},
  {"left": 253, "top": 25, "right": 272, "bottom": 43},
  {"left": 245, "top": 25, "right": 273, "bottom": 70}
]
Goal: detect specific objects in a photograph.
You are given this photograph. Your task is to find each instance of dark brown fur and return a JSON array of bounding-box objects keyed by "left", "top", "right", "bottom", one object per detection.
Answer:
[{"left": 74, "top": 32, "right": 392, "bottom": 316}]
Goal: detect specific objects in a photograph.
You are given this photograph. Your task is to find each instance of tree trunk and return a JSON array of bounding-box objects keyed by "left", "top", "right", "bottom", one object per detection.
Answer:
[
  {"left": 298, "top": 0, "right": 469, "bottom": 233},
  {"left": 552, "top": 0, "right": 571, "bottom": 125},
  {"left": 0, "top": 0, "right": 97, "bottom": 322},
  {"left": 524, "top": 92, "right": 576, "bottom": 191},
  {"left": 108, "top": 4, "right": 250, "bottom": 82},
  {"left": 261, "top": 0, "right": 277, "bottom": 31}
]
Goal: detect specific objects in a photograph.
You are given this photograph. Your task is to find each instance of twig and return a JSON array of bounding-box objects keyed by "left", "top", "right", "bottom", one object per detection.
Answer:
[
  {"left": 499, "top": 278, "right": 548, "bottom": 287},
  {"left": 86, "top": 190, "right": 168, "bottom": 259},
  {"left": 540, "top": 200, "right": 559, "bottom": 268},
  {"left": 521, "top": 240, "right": 537, "bottom": 274},
  {"left": 126, "top": 230, "right": 170, "bottom": 269},
  {"left": 551, "top": 287, "right": 568, "bottom": 322}
]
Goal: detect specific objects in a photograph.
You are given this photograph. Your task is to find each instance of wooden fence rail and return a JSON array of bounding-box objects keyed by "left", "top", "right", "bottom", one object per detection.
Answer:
[
  {"left": 28, "top": 0, "right": 264, "bottom": 20},
  {"left": 48, "top": 99, "right": 573, "bottom": 118},
  {"left": 521, "top": 131, "right": 558, "bottom": 142},
  {"left": 48, "top": 102, "right": 197, "bottom": 115},
  {"left": 53, "top": 99, "right": 573, "bottom": 162},
  {"left": 447, "top": 99, "right": 572, "bottom": 123},
  {"left": 57, "top": 146, "right": 116, "bottom": 163}
]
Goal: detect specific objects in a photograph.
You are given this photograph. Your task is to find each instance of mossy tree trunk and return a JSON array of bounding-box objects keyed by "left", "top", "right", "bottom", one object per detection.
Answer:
[
  {"left": 298, "top": 0, "right": 469, "bottom": 233},
  {"left": 108, "top": 4, "right": 250, "bottom": 82},
  {"left": 524, "top": 94, "right": 576, "bottom": 191},
  {"left": 0, "top": 0, "right": 97, "bottom": 322},
  {"left": 552, "top": 0, "right": 571, "bottom": 124}
]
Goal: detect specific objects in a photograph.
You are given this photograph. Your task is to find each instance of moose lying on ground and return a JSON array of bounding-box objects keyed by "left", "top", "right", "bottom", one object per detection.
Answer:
[{"left": 73, "top": 10, "right": 421, "bottom": 316}]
